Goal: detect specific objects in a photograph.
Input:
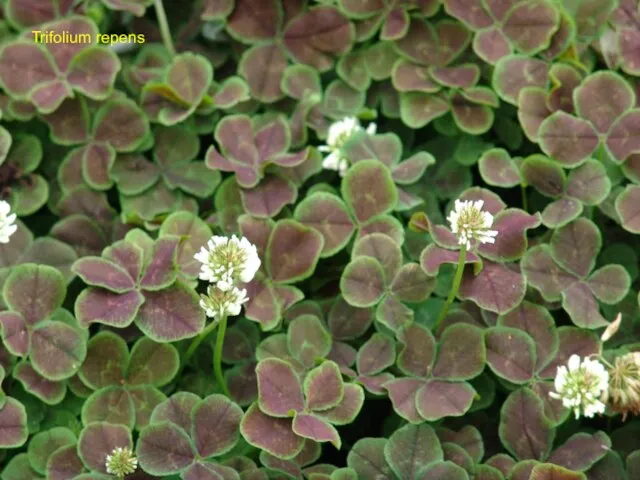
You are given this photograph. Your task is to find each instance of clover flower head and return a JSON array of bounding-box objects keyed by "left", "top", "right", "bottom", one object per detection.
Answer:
[
  {"left": 0, "top": 200, "right": 17, "bottom": 244},
  {"left": 194, "top": 235, "right": 260, "bottom": 290},
  {"left": 318, "top": 116, "right": 377, "bottom": 177},
  {"left": 199, "top": 285, "right": 249, "bottom": 320},
  {"left": 549, "top": 354, "right": 609, "bottom": 419},
  {"left": 607, "top": 352, "right": 640, "bottom": 420},
  {"left": 105, "top": 446, "right": 137, "bottom": 477},
  {"left": 447, "top": 199, "right": 498, "bottom": 250}
]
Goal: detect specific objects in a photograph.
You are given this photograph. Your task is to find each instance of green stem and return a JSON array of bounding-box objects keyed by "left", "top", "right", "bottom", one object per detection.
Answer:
[
  {"left": 213, "top": 314, "right": 230, "bottom": 397},
  {"left": 434, "top": 244, "right": 467, "bottom": 330},
  {"left": 153, "top": 0, "right": 176, "bottom": 56},
  {"left": 178, "top": 320, "right": 219, "bottom": 377}
]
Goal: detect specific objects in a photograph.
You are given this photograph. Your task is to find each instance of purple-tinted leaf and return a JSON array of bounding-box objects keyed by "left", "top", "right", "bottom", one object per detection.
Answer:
[
  {"left": 327, "top": 297, "right": 374, "bottom": 341},
  {"left": 433, "top": 324, "right": 486, "bottom": 381},
  {"left": 288, "top": 315, "right": 332, "bottom": 368},
  {"left": 566, "top": 159, "right": 611, "bottom": 205},
  {"left": 30, "top": 321, "right": 86, "bottom": 381},
  {"left": 150, "top": 392, "right": 201, "bottom": 433},
  {"left": 293, "top": 413, "right": 341, "bottom": 449},
  {"left": 283, "top": 7, "right": 354, "bottom": 71},
  {"left": 485, "top": 327, "right": 536, "bottom": 383},
  {"left": 72, "top": 257, "right": 135, "bottom": 293},
  {"left": 450, "top": 91, "right": 495, "bottom": 135},
  {"left": 542, "top": 198, "right": 583, "bottom": 229},
  {"left": 538, "top": 112, "right": 599, "bottom": 166},
  {"left": 137, "top": 422, "right": 195, "bottom": 475},
  {"left": 416, "top": 380, "right": 476, "bottom": 421},
  {"left": 518, "top": 87, "right": 551, "bottom": 141},
  {"left": 574, "top": 72, "right": 634, "bottom": 134},
  {"left": 74, "top": 288, "right": 144, "bottom": 329},
  {"left": 46, "top": 443, "right": 85, "bottom": 480},
  {"left": 93, "top": 99, "right": 149, "bottom": 151},
  {"left": 485, "top": 454, "right": 516, "bottom": 477},
  {"left": 304, "top": 361, "right": 344, "bottom": 411},
  {"left": 478, "top": 209, "right": 541, "bottom": 262},
  {"left": 267, "top": 219, "right": 324, "bottom": 284},
  {"left": 375, "top": 294, "right": 413, "bottom": 331},
  {"left": 356, "top": 333, "right": 395, "bottom": 376},
  {"left": 348, "top": 438, "right": 394, "bottom": 480},
  {"left": 27, "top": 426, "right": 76, "bottom": 475},
  {"left": 498, "top": 301, "right": 558, "bottom": 372},
  {"left": 502, "top": 1, "right": 560, "bottom": 54},
  {"left": 442, "top": 0, "right": 492, "bottom": 29},
  {"left": 81, "top": 386, "right": 135, "bottom": 428},
  {"left": 521, "top": 245, "right": 576, "bottom": 301},
  {"left": 478, "top": 148, "right": 521, "bottom": 187},
  {"left": 0, "top": 398, "right": 27, "bottom": 447},
  {"left": 399, "top": 92, "right": 450, "bottom": 128},
  {"left": 238, "top": 44, "right": 287, "bottom": 103},
  {"left": 342, "top": 160, "right": 398, "bottom": 223},
  {"left": 459, "top": 261, "right": 526, "bottom": 314},
  {"left": 442, "top": 442, "right": 474, "bottom": 474},
  {"left": 159, "top": 212, "right": 212, "bottom": 280},
  {"left": 561, "top": 281, "right": 609, "bottom": 329},
  {"left": 393, "top": 152, "right": 434, "bottom": 184},
  {"left": 240, "top": 403, "right": 305, "bottom": 459},
  {"left": 499, "top": 388, "right": 555, "bottom": 460},
  {"left": 384, "top": 378, "right": 424, "bottom": 424},
  {"left": 126, "top": 337, "right": 179, "bottom": 387},
  {"left": 521, "top": 154, "right": 566, "bottom": 198},
  {"left": 294, "top": 192, "right": 355, "bottom": 257},
  {"left": 4, "top": 263, "right": 65, "bottom": 325},
  {"left": 78, "top": 422, "right": 132, "bottom": 473},
  {"left": 256, "top": 358, "right": 304, "bottom": 417},
  {"left": 314, "top": 382, "right": 364, "bottom": 425},
  {"left": 192, "top": 394, "right": 243, "bottom": 458},
  {"left": 14, "top": 361, "right": 66, "bottom": 404},
  {"left": 615, "top": 185, "right": 640, "bottom": 233},
  {"left": 129, "top": 386, "right": 165, "bottom": 428},
  {"left": 493, "top": 56, "right": 549, "bottom": 105},
  {"left": 352, "top": 232, "right": 402, "bottom": 280},
  {"left": 391, "top": 60, "right": 440, "bottom": 93},
  {"left": 548, "top": 431, "right": 610, "bottom": 471},
  {"left": 385, "top": 423, "right": 443, "bottom": 480},
  {"left": 0, "top": 311, "right": 29, "bottom": 356},
  {"left": 139, "top": 237, "right": 179, "bottom": 290},
  {"left": 397, "top": 322, "right": 436, "bottom": 377},
  {"left": 80, "top": 331, "right": 128, "bottom": 389},
  {"left": 340, "top": 256, "right": 386, "bottom": 308},
  {"left": 550, "top": 218, "right": 600, "bottom": 278},
  {"left": 136, "top": 280, "right": 205, "bottom": 342},
  {"left": 473, "top": 27, "right": 513, "bottom": 65},
  {"left": 587, "top": 265, "right": 631, "bottom": 304}
]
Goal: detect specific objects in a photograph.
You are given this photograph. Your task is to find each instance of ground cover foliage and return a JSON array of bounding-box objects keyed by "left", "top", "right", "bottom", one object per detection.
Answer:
[{"left": 0, "top": 0, "right": 638, "bottom": 479}]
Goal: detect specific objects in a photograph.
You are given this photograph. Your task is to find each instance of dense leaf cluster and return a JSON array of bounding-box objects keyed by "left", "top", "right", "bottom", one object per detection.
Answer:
[{"left": 0, "top": 0, "right": 638, "bottom": 479}]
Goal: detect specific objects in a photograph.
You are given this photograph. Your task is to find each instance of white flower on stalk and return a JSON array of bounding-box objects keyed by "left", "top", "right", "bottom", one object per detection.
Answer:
[
  {"left": 549, "top": 354, "right": 609, "bottom": 419},
  {"left": 105, "top": 446, "right": 137, "bottom": 476},
  {"left": 318, "top": 116, "right": 377, "bottom": 177},
  {"left": 194, "top": 235, "right": 260, "bottom": 291},
  {"left": 199, "top": 285, "right": 249, "bottom": 320},
  {"left": 446, "top": 199, "right": 498, "bottom": 250},
  {"left": 0, "top": 200, "right": 17, "bottom": 244}
]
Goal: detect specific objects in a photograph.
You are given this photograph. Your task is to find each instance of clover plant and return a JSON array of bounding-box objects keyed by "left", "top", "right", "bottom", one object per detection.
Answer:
[{"left": 0, "top": 0, "right": 637, "bottom": 479}]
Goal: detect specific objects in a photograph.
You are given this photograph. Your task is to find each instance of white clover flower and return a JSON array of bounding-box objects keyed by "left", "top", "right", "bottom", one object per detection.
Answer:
[
  {"left": 199, "top": 285, "right": 249, "bottom": 320},
  {"left": 105, "top": 446, "right": 137, "bottom": 477},
  {"left": 0, "top": 200, "right": 17, "bottom": 244},
  {"left": 318, "top": 116, "right": 376, "bottom": 177},
  {"left": 194, "top": 235, "right": 260, "bottom": 290},
  {"left": 549, "top": 354, "right": 609, "bottom": 419},
  {"left": 446, "top": 199, "right": 498, "bottom": 250}
]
